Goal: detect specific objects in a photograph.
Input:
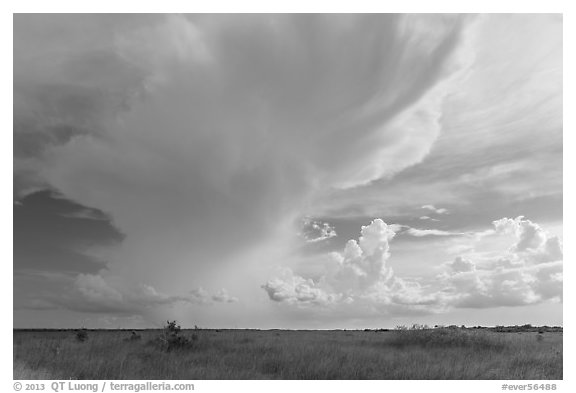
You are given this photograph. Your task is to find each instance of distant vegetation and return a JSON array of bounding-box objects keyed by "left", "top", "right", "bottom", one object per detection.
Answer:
[
  {"left": 13, "top": 323, "right": 562, "bottom": 379},
  {"left": 75, "top": 328, "right": 88, "bottom": 343}
]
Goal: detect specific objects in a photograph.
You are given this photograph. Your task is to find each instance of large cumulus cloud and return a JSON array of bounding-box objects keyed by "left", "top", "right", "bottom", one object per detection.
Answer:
[
  {"left": 263, "top": 219, "right": 439, "bottom": 315},
  {"left": 440, "top": 216, "right": 563, "bottom": 308},
  {"left": 263, "top": 216, "right": 562, "bottom": 316}
]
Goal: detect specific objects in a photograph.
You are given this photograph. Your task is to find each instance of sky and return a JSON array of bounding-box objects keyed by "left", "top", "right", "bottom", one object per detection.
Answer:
[{"left": 13, "top": 14, "right": 562, "bottom": 329}]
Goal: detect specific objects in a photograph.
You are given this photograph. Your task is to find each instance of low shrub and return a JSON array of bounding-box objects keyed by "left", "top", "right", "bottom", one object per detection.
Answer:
[
  {"left": 125, "top": 331, "right": 142, "bottom": 341},
  {"left": 148, "top": 320, "right": 195, "bottom": 352},
  {"left": 75, "top": 328, "right": 88, "bottom": 342}
]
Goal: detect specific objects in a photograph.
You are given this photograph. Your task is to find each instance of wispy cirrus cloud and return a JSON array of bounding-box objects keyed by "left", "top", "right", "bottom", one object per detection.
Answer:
[{"left": 403, "top": 228, "right": 466, "bottom": 237}]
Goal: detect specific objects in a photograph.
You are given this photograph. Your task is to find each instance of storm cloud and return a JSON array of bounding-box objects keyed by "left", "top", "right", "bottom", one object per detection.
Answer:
[{"left": 13, "top": 14, "right": 561, "bottom": 328}]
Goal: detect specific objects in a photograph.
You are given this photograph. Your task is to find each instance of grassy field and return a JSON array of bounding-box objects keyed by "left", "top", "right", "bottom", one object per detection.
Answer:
[{"left": 13, "top": 328, "right": 562, "bottom": 380}]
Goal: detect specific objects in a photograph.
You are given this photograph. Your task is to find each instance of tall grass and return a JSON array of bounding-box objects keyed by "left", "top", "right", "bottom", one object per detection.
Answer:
[
  {"left": 13, "top": 329, "right": 562, "bottom": 380},
  {"left": 389, "top": 325, "right": 506, "bottom": 350}
]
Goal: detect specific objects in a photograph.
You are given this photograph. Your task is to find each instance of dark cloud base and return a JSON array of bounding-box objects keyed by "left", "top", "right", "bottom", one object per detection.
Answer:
[{"left": 14, "top": 189, "right": 124, "bottom": 274}]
